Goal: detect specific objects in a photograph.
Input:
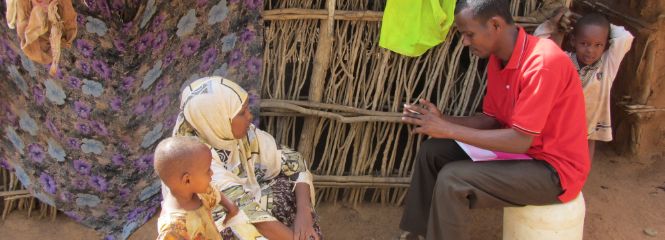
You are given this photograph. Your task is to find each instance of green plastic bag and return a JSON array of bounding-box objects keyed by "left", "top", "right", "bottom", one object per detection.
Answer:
[{"left": 379, "top": 0, "right": 456, "bottom": 57}]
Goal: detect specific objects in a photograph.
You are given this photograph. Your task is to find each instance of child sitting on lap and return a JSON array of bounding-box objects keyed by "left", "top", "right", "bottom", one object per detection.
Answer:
[{"left": 154, "top": 136, "right": 238, "bottom": 240}]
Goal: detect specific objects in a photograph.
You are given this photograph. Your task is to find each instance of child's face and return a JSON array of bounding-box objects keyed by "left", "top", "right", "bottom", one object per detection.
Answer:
[
  {"left": 231, "top": 101, "right": 253, "bottom": 139},
  {"left": 186, "top": 149, "right": 213, "bottom": 193},
  {"left": 571, "top": 24, "right": 609, "bottom": 66}
]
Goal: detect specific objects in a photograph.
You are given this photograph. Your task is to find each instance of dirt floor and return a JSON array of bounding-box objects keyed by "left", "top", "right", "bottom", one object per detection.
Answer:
[{"left": 1, "top": 143, "right": 664, "bottom": 240}]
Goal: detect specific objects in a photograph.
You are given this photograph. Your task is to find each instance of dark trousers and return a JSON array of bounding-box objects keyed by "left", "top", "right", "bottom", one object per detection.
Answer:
[{"left": 399, "top": 139, "right": 563, "bottom": 240}]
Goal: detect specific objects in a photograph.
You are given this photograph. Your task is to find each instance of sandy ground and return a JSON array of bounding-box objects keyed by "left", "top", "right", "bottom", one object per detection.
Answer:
[{"left": 1, "top": 144, "right": 664, "bottom": 240}]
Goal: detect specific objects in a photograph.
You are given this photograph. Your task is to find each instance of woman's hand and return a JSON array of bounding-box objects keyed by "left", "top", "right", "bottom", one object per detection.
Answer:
[
  {"left": 222, "top": 203, "right": 239, "bottom": 225},
  {"left": 294, "top": 208, "right": 319, "bottom": 240},
  {"left": 220, "top": 193, "right": 240, "bottom": 225}
]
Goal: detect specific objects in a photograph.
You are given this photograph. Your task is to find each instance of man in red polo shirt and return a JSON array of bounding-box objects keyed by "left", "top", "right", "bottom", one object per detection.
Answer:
[{"left": 399, "top": 0, "right": 590, "bottom": 239}]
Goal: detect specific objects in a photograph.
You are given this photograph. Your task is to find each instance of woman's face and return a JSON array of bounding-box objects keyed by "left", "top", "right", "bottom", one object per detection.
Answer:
[{"left": 231, "top": 101, "right": 253, "bottom": 139}]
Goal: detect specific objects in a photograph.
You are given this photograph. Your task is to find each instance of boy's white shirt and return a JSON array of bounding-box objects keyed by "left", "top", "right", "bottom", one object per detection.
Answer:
[{"left": 534, "top": 22, "right": 635, "bottom": 141}]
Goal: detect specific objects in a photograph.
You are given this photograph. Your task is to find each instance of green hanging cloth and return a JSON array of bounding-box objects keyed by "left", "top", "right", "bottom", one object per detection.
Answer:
[{"left": 379, "top": 0, "right": 457, "bottom": 57}]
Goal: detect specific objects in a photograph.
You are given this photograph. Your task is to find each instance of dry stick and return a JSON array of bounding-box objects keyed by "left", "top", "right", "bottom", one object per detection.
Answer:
[
  {"left": 0, "top": 189, "right": 30, "bottom": 197},
  {"left": 263, "top": 100, "right": 403, "bottom": 117},
  {"left": 343, "top": 124, "right": 361, "bottom": 205},
  {"left": 361, "top": 124, "right": 382, "bottom": 205},
  {"left": 326, "top": 121, "right": 344, "bottom": 201},
  {"left": 28, "top": 197, "right": 35, "bottom": 217},
  {"left": 263, "top": 9, "right": 383, "bottom": 21},
  {"left": 298, "top": 0, "right": 335, "bottom": 162},
  {"left": 440, "top": 33, "right": 464, "bottom": 110},
  {"left": 379, "top": 124, "right": 396, "bottom": 203},
  {"left": 264, "top": 8, "right": 540, "bottom": 24},
  {"left": 455, "top": 56, "right": 479, "bottom": 116},
  {"left": 334, "top": 122, "right": 350, "bottom": 204},
  {"left": 312, "top": 119, "right": 327, "bottom": 169},
  {"left": 386, "top": 124, "right": 402, "bottom": 203}
]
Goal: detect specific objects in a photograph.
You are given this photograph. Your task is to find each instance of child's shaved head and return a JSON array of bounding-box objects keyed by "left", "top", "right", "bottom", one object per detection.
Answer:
[
  {"left": 154, "top": 136, "right": 210, "bottom": 186},
  {"left": 570, "top": 12, "right": 611, "bottom": 66},
  {"left": 574, "top": 12, "right": 610, "bottom": 37}
]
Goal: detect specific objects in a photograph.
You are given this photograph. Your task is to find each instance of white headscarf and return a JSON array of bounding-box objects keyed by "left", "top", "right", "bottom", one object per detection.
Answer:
[
  {"left": 173, "top": 77, "right": 271, "bottom": 201},
  {"left": 173, "top": 77, "right": 315, "bottom": 214}
]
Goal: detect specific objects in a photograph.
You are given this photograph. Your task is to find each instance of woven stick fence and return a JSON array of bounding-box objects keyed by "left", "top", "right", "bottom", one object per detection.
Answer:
[
  {"left": 260, "top": 0, "right": 571, "bottom": 206},
  {"left": 1, "top": 166, "right": 57, "bottom": 220},
  {"left": 0, "top": 0, "right": 573, "bottom": 218}
]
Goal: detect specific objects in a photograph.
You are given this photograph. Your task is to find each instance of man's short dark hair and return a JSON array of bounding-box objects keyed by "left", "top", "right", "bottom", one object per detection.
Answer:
[
  {"left": 574, "top": 12, "right": 610, "bottom": 36},
  {"left": 455, "top": 0, "right": 515, "bottom": 24}
]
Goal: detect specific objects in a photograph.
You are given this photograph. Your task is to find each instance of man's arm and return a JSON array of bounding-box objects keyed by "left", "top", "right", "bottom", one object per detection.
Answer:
[
  {"left": 441, "top": 125, "right": 533, "bottom": 153},
  {"left": 443, "top": 113, "right": 501, "bottom": 130},
  {"left": 405, "top": 99, "right": 501, "bottom": 130},
  {"left": 404, "top": 99, "right": 532, "bottom": 153}
]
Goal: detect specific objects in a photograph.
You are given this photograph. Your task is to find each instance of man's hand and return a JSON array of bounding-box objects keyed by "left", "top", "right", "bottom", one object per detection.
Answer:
[{"left": 402, "top": 99, "right": 453, "bottom": 138}]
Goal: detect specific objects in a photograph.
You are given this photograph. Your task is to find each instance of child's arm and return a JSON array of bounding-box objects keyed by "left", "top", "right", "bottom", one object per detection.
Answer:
[
  {"left": 534, "top": 16, "right": 564, "bottom": 46},
  {"left": 533, "top": 9, "right": 573, "bottom": 46},
  {"left": 534, "top": 8, "right": 579, "bottom": 47},
  {"left": 602, "top": 24, "right": 635, "bottom": 82}
]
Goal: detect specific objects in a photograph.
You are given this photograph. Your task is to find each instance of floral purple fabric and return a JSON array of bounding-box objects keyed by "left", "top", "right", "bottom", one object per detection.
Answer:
[{"left": 0, "top": 0, "right": 263, "bottom": 239}]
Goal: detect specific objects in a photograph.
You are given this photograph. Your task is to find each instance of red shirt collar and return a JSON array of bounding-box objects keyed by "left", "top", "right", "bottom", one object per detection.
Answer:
[{"left": 492, "top": 27, "right": 528, "bottom": 70}]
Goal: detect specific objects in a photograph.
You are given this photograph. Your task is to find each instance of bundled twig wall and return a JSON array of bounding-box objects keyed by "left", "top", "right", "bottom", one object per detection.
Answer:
[
  {"left": 260, "top": 0, "right": 569, "bottom": 206},
  {"left": 0, "top": 0, "right": 572, "bottom": 217}
]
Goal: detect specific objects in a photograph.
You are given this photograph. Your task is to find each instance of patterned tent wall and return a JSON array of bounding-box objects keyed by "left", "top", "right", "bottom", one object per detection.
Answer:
[
  {"left": 259, "top": 0, "right": 571, "bottom": 206},
  {"left": 0, "top": 0, "right": 263, "bottom": 238}
]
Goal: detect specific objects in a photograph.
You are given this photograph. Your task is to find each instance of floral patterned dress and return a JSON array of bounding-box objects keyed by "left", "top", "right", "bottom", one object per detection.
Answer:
[{"left": 0, "top": 1, "right": 263, "bottom": 239}]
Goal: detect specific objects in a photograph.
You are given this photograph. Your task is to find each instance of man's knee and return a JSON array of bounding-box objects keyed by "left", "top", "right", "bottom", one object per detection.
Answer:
[{"left": 434, "top": 162, "right": 474, "bottom": 196}]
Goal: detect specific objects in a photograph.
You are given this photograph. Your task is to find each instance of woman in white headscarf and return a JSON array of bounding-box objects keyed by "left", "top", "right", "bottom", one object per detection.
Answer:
[{"left": 171, "top": 77, "right": 321, "bottom": 240}]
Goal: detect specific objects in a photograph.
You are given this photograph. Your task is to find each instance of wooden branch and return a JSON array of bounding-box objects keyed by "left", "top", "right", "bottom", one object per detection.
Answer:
[
  {"left": 314, "top": 175, "right": 411, "bottom": 188},
  {"left": 298, "top": 0, "right": 336, "bottom": 164},
  {"left": 261, "top": 99, "right": 403, "bottom": 117},
  {"left": 261, "top": 100, "right": 402, "bottom": 123},
  {"left": 264, "top": 8, "right": 541, "bottom": 24},
  {"left": 263, "top": 9, "right": 383, "bottom": 21},
  {"left": 623, "top": 104, "right": 665, "bottom": 115},
  {"left": 4, "top": 194, "right": 32, "bottom": 201},
  {"left": 0, "top": 189, "right": 30, "bottom": 197},
  {"left": 315, "top": 182, "right": 410, "bottom": 188},
  {"left": 315, "top": 175, "right": 411, "bottom": 183}
]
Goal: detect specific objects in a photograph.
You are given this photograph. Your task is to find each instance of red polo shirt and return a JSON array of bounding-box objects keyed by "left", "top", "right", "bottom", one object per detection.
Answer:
[{"left": 482, "top": 27, "right": 590, "bottom": 202}]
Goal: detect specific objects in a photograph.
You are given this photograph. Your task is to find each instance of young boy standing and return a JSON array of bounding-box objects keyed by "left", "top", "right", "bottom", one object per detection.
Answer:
[{"left": 535, "top": 10, "right": 635, "bottom": 158}]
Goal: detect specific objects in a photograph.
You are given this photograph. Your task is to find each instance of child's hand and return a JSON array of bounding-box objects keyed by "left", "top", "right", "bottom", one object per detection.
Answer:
[{"left": 558, "top": 10, "right": 581, "bottom": 33}]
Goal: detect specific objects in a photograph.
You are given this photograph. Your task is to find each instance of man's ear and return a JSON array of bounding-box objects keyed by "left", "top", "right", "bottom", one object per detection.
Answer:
[{"left": 487, "top": 16, "right": 505, "bottom": 32}]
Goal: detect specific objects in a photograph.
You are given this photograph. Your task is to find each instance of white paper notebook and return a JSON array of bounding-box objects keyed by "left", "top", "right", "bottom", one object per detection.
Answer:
[{"left": 455, "top": 141, "right": 532, "bottom": 162}]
